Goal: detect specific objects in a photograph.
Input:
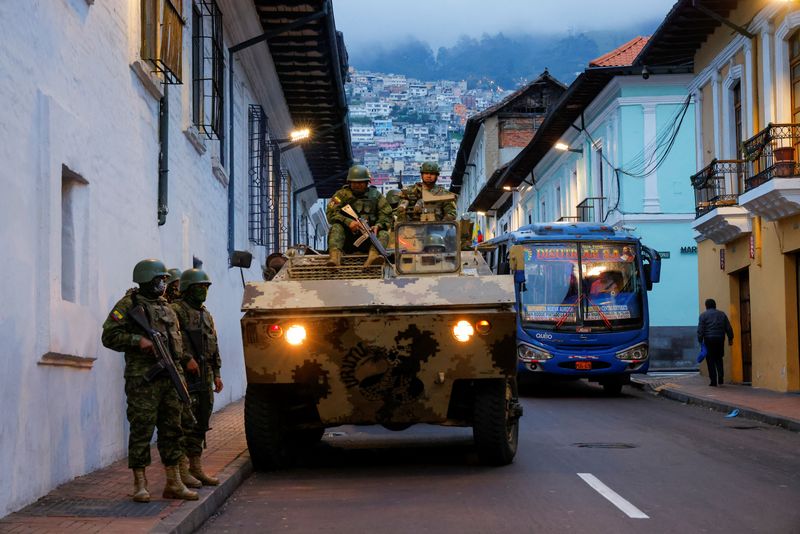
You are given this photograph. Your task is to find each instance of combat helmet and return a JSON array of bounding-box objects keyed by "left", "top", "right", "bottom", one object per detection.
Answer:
[
  {"left": 420, "top": 161, "right": 441, "bottom": 175},
  {"left": 133, "top": 259, "right": 170, "bottom": 284},
  {"left": 167, "top": 268, "right": 182, "bottom": 285},
  {"left": 346, "top": 165, "right": 372, "bottom": 182},
  {"left": 179, "top": 268, "right": 212, "bottom": 292},
  {"left": 423, "top": 233, "right": 446, "bottom": 252},
  {"left": 385, "top": 189, "right": 402, "bottom": 208}
]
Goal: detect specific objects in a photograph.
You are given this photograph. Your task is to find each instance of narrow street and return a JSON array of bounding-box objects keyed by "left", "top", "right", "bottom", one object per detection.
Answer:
[{"left": 200, "top": 382, "right": 800, "bottom": 533}]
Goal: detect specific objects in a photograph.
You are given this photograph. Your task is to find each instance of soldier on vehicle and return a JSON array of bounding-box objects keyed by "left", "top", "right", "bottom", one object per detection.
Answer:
[
  {"left": 101, "top": 259, "right": 199, "bottom": 503},
  {"left": 172, "top": 268, "right": 224, "bottom": 487},
  {"left": 165, "top": 268, "right": 182, "bottom": 303},
  {"left": 385, "top": 189, "right": 402, "bottom": 217},
  {"left": 326, "top": 164, "right": 393, "bottom": 267},
  {"left": 397, "top": 162, "right": 457, "bottom": 222}
]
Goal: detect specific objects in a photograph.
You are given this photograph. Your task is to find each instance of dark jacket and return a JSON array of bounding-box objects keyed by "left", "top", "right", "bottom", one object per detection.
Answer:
[{"left": 697, "top": 308, "right": 734, "bottom": 343}]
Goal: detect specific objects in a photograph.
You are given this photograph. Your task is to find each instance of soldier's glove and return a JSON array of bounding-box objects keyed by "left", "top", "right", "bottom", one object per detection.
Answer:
[{"left": 413, "top": 199, "right": 424, "bottom": 214}]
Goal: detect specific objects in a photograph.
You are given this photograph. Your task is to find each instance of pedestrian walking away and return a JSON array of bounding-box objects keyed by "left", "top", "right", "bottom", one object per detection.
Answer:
[
  {"left": 697, "top": 298, "right": 734, "bottom": 387},
  {"left": 101, "top": 258, "right": 199, "bottom": 503},
  {"left": 172, "top": 268, "right": 224, "bottom": 487}
]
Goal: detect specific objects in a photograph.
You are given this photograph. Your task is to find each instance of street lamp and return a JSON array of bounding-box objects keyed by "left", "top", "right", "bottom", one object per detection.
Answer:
[
  {"left": 554, "top": 142, "right": 583, "bottom": 154},
  {"left": 276, "top": 128, "right": 311, "bottom": 153}
]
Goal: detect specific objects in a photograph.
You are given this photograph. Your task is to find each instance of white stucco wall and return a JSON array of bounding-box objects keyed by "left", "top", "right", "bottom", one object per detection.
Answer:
[{"left": 0, "top": 0, "right": 316, "bottom": 516}]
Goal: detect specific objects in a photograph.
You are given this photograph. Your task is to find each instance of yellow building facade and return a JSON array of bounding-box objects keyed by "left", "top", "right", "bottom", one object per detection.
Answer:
[{"left": 642, "top": 0, "right": 800, "bottom": 392}]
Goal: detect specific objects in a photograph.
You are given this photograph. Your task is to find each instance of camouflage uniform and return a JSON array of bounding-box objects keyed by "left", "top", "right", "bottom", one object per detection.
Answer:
[
  {"left": 102, "top": 290, "right": 187, "bottom": 469},
  {"left": 326, "top": 185, "right": 392, "bottom": 253},
  {"left": 397, "top": 183, "right": 457, "bottom": 222},
  {"left": 172, "top": 300, "right": 221, "bottom": 456}
]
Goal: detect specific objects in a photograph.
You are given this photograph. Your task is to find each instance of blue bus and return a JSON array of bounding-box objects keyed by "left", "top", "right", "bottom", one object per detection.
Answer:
[{"left": 480, "top": 222, "right": 662, "bottom": 394}]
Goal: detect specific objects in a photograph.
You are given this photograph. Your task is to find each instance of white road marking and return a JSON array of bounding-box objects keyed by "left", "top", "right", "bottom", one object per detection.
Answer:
[{"left": 577, "top": 473, "right": 649, "bottom": 519}]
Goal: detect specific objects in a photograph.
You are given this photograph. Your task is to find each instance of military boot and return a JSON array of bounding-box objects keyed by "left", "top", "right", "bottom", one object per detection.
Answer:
[
  {"left": 132, "top": 468, "right": 150, "bottom": 503},
  {"left": 179, "top": 455, "right": 202, "bottom": 488},
  {"left": 363, "top": 247, "right": 385, "bottom": 267},
  {"left": 189, "top": 455, "right": 220, "bottom": 486},
  {"left": 162, "top": 465, "right": 199, "bottom": 500},
  {"left": 326, "top": 248, "right": 343, "bottom": 267}
]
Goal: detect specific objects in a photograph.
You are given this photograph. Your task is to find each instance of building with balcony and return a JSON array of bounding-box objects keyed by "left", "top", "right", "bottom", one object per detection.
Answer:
[
  {"left": 0, "top": 0, "right": 351, "bottom": 516},
  {"left": 639, "top": 0, "right": 800, "bottom": 392},
  {"left": 497, "top": 38, "right": 698, "bottom": 367},
  {"left": 450, "top": 70, "right": 566, "bottom": 239}
]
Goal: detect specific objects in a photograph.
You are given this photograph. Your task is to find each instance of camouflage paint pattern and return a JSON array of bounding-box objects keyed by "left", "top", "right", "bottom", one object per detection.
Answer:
[
  {"left": 242, "top": 310, "right": 516, "bottom": 425},
  {"left": 241, "top": 249, "right": 516, "bottom": 427}
]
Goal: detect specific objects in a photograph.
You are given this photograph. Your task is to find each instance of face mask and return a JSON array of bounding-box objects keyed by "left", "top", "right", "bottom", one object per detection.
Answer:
[
  {"left": 186, "top": 285, "right": 208, "bottom": 305},
  {"left": 140, "top": 278, "right": 167, "bottom": 298},
  {"left": 153, "top": 279, "right": 167, "bottom": 294}
]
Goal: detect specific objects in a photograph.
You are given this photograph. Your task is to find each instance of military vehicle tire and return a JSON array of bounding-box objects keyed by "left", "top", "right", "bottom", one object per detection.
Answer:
[
  {"left": 244, "top": 386, "right": 291, "bottom": 470},
  {"left": 472, "top": 378, "right": 519, "bottom": 466},
  {"left": 292, "top": 428, "right": 325, "bottom": 447}
]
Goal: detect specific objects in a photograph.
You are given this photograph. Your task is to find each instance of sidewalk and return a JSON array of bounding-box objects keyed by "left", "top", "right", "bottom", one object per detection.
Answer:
[
  {"left": 632, "top": 372, "right": 800, "bottom": 432},
  {"left": 0, "top": 400, "right": 251, "bottom": 534}
]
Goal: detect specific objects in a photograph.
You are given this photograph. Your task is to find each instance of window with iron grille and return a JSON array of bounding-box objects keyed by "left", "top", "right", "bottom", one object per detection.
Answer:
[
  {"left": 192, "top": 0, "right": 224, "bottom": 139},
  {"left": 248, "top": 105, "right": 274, "bottom": 248},
  {"left": 141, "top": 0, "right": 184, "bottom": 84}
]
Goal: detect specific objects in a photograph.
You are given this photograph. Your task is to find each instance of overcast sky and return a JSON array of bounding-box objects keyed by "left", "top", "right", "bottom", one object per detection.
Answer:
[{"left": 334, "top": 0, "right": 677, "bottom": 51}]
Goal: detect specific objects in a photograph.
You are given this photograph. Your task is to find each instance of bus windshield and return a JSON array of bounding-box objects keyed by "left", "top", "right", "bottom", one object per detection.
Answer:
[{"left": 517, "top": 242, "right": 643, "bottom": 330}]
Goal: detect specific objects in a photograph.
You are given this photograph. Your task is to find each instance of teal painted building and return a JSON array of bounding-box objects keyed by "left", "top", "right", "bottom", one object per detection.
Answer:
[{"left": 498, "top": 50, "right": 699, "bottom": 367}]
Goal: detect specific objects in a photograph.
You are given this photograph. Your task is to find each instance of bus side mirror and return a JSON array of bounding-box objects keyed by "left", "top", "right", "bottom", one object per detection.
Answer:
[{"left": 643, "top": 264, "right": 653, "bottom": 291}]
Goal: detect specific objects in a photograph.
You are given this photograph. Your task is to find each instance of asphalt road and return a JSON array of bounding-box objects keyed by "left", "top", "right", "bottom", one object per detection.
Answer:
[{"left": 199, "top": 380, "right": 800, "bottom": 533}]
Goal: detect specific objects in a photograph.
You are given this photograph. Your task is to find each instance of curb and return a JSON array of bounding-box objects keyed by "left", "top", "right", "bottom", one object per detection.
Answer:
[
  {"left": 640, "top": 383, "right": 800, "bottom": 433},
  {"left": 151, "top": 452, "right": 252, "bottom": 534}
]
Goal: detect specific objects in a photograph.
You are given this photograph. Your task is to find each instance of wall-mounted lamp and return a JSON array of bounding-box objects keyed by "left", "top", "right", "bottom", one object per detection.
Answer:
[
  {"left": 554, "top": 142, "right": 583, "bottom": 154},
  {"left": 276, "top": 128, "right": 312, "bottom": 152}
]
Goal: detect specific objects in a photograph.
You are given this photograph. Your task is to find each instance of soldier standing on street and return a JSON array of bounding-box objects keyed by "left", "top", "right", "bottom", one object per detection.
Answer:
[
  {"left": 101, "top": 259, "right": 199, "bottom": 503},
  {"left": 172, "top": 268, "right": 224, "bottom": 487},
  {"left": 326, "top": 165, "right": 393, "bottom": 267},
  {"left": 165, "top": 268, "right": 182, "bottom": 303},
  {"left": 397, "top": 162, "right": 457, "bottom": 222}
]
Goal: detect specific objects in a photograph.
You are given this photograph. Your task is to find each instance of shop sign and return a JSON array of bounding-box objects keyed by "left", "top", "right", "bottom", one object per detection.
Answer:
[
  {"left": 720, "top": 249, "right": 725, "bottom": 270},
  {"left": 680, "top": 246, "right": 697, "bottom": 254},
  {"left": 749, "top": 235, "right": 755, "bottom": 259}
]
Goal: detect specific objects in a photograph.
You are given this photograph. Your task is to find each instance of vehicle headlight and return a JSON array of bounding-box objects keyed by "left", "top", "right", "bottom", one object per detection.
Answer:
[
  {"left": 453, "top": 320, "right": 474, "bottom": 342},
  {"left": 475, "top": 320, "right": 491, "bottom": 335},
  {"left": 616, "top": 342, "right": 648, "bottom": 361},
  {"left": 285, "top": 325, "right": 307, "bottom": 346},
  {"left": 517, "top": 343, "right": 553, "bottom": 362}
]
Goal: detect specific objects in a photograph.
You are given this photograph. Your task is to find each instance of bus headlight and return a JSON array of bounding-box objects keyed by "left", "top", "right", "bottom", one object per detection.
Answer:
[
  {"left": 285, "top": 325, "right": 307, "bottom": 346},
  {"left": 518, "top": 343, "right": 552, "bottom": 362},
  {"left": 453, "top": 320, "right": 474, "bottom": 342},
  {"left": 616, "top": 343, "right": 648, "bottom": 361}
]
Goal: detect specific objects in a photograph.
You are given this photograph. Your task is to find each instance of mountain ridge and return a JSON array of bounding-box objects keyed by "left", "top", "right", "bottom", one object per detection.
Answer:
[{"left": 349, "top": 23, "right": 658, "bottom": 88}]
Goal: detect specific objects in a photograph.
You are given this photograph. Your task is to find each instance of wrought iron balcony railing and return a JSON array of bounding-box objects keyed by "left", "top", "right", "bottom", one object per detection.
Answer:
[
  {"left": 557, "top": 216, "right": 580, "bottom": 222},
  {"left": 690, "top": 159, "right": 745, "bottom": 217},
  {"left": 741, "top": 123, "right": 800, "bottom": 191},
  {"left": 576, "top": 197, "right": 605, "bottom": 223}
]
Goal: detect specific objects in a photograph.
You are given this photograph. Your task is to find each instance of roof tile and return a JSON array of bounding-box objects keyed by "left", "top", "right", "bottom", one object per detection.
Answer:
[{"left": 589, "top": 36, "right": 650, "bottom": 68}]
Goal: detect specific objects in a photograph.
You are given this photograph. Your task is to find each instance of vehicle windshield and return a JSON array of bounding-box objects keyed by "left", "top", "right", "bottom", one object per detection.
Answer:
[
  {"left": 395, "top": 222, "right": 460, "bottom": 274},
  {"left": 517, "top": 242, "right": 643, "bottom": 330}
]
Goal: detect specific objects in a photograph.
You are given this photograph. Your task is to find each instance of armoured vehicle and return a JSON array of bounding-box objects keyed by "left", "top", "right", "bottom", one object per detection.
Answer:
[{"left": 241, "top": 220, "right": 521, "bottom": 469}]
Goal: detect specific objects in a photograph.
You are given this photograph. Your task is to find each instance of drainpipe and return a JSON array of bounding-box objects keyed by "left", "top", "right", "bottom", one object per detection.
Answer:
[{"left": 158, "top": 83, "right": 169, "bottom": 226}]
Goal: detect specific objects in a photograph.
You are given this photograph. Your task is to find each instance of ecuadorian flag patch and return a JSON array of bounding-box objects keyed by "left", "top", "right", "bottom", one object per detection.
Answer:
[{"left": 110, "top": 309, "right": 124, "bottom": 322}]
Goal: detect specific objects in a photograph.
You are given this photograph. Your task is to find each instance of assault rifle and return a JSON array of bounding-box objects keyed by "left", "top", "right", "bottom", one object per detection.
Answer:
[
  {"left": 128, "top": 305, "right": 197, "bottom": 424},
  {"left": 341, "top": 205, "right": 392, "bottom": 265},
  {"left": 183, "top": 322, "right": 211, "bottom": 433}
]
